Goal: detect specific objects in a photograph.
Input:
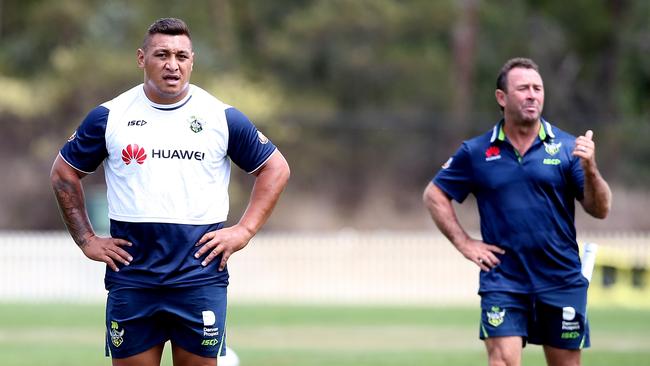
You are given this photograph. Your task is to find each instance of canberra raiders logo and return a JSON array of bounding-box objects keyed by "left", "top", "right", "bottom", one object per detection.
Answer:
[
  {"left": 544, "top": 141, "right": 562, "bottom": 156},
  {"left": 486, "top": 306, "right": 506, "bottom": 327},
  {"left": 189, "top": 116, "right": 204, "bottom": 133},
  {"left": 110, "top": 321, "right": 125, "bottom": 347}
]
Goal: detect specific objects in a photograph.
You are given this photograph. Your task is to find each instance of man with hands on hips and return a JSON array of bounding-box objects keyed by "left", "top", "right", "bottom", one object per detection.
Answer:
[{"left": 51, "top": 17, "right": 289, "bottom": 366}]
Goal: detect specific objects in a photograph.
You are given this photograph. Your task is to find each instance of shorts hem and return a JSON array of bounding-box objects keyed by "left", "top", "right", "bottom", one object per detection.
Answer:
[
  {"left": 108, "top": 339, "right": 167, "bottom": 359},
  {"left": 479, "top": 332, "right": 527, "bottom": 340},
  {"left": 170, "top": 340, "right": 225, "bottom": 358},
  {"left": 533, "top": 339, "right": 590, "bottom": 350}
]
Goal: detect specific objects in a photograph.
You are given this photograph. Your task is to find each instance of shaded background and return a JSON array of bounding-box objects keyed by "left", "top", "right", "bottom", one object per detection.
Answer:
[{"left": 1, "top": 0, "right": 649, "bottom": 232}]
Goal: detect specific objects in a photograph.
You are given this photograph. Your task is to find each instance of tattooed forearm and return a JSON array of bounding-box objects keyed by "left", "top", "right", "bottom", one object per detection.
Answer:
[{"left": 52, "top": 176, "right": 94, "bottom": 247}]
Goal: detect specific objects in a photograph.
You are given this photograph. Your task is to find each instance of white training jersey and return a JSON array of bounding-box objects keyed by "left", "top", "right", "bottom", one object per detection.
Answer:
[
  {"left": 61, "top": 84, "right": 276, "bottom": 224},
  {"left": 59, "top": 84, "right": 276, "bottom": 288}
]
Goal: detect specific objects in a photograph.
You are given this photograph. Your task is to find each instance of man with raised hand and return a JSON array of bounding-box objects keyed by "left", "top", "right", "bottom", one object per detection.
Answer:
[{"left": 423, "top": 57, "right": 611, "bottom": 366}]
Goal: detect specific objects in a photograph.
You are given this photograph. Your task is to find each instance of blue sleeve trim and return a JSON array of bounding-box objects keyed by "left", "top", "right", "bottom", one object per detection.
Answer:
[
  {"left": 225, "top": 107, "right": 277, "bottom": 173},
  {"left": 60, "top": 106, "right": 109, "bottom": 173}
]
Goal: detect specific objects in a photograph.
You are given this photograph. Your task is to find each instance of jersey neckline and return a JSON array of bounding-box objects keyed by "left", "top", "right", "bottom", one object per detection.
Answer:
[{"left": 139, "top": 84, "right": 193, "bottom": 111}]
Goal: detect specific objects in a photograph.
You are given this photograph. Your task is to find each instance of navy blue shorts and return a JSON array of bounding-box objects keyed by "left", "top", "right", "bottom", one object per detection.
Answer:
[
  {"left": 105, "top": 285, "right": 227, "bottom": 359},
  {"left": 479, "top": 280, "right": 590, "bottom": 349}
]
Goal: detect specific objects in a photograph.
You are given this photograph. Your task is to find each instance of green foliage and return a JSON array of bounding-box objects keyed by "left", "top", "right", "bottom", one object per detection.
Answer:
[
  {"left": 0, "top": 0, "right": 648, "bottom": 229},
  {"left": 264, "top": 0, "right": 455, "bottom": 109}
]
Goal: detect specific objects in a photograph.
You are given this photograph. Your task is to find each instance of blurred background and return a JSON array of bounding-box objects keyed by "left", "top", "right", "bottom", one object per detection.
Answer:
[
  {"left": 1, "top": 1, "right": 649, "bottom": 365},
  {"left": 0, "top": 0, "right": 649, "bottom": 232}
]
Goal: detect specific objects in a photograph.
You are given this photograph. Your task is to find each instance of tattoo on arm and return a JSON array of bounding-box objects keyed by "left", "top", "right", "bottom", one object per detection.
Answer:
[{"left": 52, "top": 178, "right": 94, "bottom": 247}]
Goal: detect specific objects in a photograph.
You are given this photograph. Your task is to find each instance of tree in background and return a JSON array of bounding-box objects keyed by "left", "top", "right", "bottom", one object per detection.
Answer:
[{"left": 0, "top": 0, "right": 648, "bottom": 230}]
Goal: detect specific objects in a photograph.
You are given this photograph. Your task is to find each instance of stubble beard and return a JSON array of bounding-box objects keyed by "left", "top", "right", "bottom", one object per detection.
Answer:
[
  {"left": 511, "top": 105, "right": 541, "bottom": 127},
  {"left": 146, "top": 79, "right": 190, "bottom": 103}
]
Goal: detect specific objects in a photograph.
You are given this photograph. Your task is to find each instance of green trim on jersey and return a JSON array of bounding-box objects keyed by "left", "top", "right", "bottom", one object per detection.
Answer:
[
  {"left": 497, "top": 121, "right": 550, "bottom": 163},
  {"left": 496, "top": 121, "right": 549, "bottom": 142}
]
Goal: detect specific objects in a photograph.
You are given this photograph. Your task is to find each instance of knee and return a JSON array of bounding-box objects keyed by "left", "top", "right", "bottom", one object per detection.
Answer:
[
  {"left": 487, "top": 343, "right": 520, "bottom": 366},
  {"left": 488, "top": 353, "right": 518, "bottom": 366}
]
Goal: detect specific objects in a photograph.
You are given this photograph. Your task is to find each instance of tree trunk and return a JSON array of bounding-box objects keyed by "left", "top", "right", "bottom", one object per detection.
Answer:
[{"left": 451, "top": 0, "right": 480, "bottom": 133}]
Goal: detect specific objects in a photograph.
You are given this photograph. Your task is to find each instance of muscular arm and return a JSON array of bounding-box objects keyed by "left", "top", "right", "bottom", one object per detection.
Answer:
[
  {"left": 196, "top": 150, "right": 290, "bottom": 269},
  {"left": 50, "top": 155, "right": 95, "bottom": 246},
  {"left": 50, "top": 155, "right": 132, "bottom": 271},
  {"left": 422, "top": 182, "right": 504, "bottom": 271},
  {"left": 239, "top": 150, "right": 291, "bottom": 235},
  {"left": 423, "top": 182, "right": 471, "bottom": 247}
]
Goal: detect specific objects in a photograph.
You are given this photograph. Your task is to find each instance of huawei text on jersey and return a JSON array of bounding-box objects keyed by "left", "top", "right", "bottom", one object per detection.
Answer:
[{"left": 122, "top": 144, "right": 206, "bottom": 165}]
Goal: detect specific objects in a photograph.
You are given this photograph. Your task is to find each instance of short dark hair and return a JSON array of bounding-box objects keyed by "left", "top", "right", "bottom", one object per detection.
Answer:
[
  {"left": 496, "top": 57, "right": 539, "bottom": 92},
  {"left": 142, "top": 18, "right": 191, "bottom": 50}
]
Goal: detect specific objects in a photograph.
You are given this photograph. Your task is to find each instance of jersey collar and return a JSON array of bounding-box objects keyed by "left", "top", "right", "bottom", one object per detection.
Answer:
[
  {"left": 489, "top": 118, "right": 555, "bottom": 143},
  {"left": 140, "top": 84, "right": 194, "bottom": 111}
]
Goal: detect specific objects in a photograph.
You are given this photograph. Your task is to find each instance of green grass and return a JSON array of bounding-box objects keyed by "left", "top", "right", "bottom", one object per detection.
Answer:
[{"left": 0, "top": 303, "right": 649, "bottom": 365}]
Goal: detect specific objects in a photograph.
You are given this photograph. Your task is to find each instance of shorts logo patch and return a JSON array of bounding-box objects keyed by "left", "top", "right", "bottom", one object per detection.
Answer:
[
  {"left": 561, "top": 331, "right": 580, "bottom": 339},
  {"left": 201, "top": 338, "right": 219, "bottom": 346},
  {"left": 487, "top": 306, "right": 506, "bottom": 327},
  {"left": 562, "top": 321, "right": 580, "bottom": 330},
  {"left": 202, "top": 310, "right": 216, "bottom": 326},
  {"left": 562, "top": 306, "right": 576, "bottom": 321},
  {"left": 561, "top": 306, "right": 580, "bottom": 331},
  {"left": 109, "top": 321, "right": 125, "bottom": 348},
  {"left": 201, "top": 310, "right": 220, "bottom": 345}
]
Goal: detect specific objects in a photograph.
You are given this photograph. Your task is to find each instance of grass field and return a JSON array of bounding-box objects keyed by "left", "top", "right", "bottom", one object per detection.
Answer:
[{"left": 0, "top": 303, "right": 649, "bottom": 365}]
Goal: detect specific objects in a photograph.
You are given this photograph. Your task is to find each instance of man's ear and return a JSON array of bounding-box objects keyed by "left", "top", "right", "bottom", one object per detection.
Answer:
[
  {"left": 137, "top": 49, "right": 145, "bottom": 68},
  {"left": 495, "top": 89, "right": 506, "bottom": 109}
]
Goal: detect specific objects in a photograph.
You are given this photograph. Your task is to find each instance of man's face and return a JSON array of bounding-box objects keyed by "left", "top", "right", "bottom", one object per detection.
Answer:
[
  {"left": 137, "top": 33, "right": 194, "bottom": 104},
  {"left": 496, "top": 67, "right": 544, "bottom": 124}
]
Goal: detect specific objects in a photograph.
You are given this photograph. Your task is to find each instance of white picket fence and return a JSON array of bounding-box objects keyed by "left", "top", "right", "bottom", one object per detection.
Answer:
[{"left": 0, "top": 231, "right": 647, "bottom": 305}]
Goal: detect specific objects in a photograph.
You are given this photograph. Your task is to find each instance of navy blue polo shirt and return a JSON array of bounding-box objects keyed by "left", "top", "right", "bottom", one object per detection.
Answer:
[{"left": 434, "top": 119, "right": 586, "bottom": 294}]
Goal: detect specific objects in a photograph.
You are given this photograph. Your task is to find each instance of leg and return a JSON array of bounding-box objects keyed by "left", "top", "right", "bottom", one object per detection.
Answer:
[
  {"left": 543, "top": 345, "right": 581, "bottom": 366},
  {"left": 172, "top": 343, "right": 217, "bottom": 366},
  {"left": 534, "top": 280, "right": 589, "bottom": 366},
  {"left": 106, "top": 288, "right": 169, "bottom": 363},
  {"left": 485, "top": 336, "right": 523, "bottom": 366},
  {"left": 112, "top": 343, "right": 165, "bottom": 366},
  {"left": 166, "top": 285, "right": 227, "bottom": 363},
  {"left": 480, "top": 292, "right": 530, "bottom": 366}
]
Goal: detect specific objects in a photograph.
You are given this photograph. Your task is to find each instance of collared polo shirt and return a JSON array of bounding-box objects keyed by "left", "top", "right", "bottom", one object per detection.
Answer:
[{"left": 434, "top": 119, "right": 586, "bottom": 293}]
